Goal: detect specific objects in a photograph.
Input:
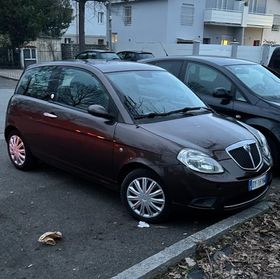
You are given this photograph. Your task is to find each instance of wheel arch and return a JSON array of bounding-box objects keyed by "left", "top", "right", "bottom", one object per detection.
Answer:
[
  {"left": 117, "top": 162, "right": 162, "bottom": 187},
  {"left": 4, "top": 125, "right": 18, "bottom": 142}
]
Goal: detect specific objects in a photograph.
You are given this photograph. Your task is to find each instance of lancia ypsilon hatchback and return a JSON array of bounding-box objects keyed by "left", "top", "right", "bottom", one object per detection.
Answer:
[{"left": 5, "top": 61, "right": 272, "bottom": 222}]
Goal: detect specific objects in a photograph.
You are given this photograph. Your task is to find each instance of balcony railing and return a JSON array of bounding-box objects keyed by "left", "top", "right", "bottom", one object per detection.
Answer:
[
  {"left": 204, "top": 9, "right": 273, "bottom": 28},
  {"left": 247, "top": 13, "right": 273, "bottom": 27},
  {"left": 204, "top": 9, "right": 242, "bottom": 25}
]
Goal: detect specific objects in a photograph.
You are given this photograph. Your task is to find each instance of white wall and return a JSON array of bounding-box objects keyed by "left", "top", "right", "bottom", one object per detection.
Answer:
[
  {"left": 244, "top": 27, "right": 263, "bottom": 45},
  {"left": 114, "top": 41, "right": 271, "bottom": 64},
  {"left": 262, "top": 0, "right": 280, "bottom": 44},
  {"left": 166, "top": 0, "right": 205, "bottom": 43},
  {"left": 112, "top": 0, "right": 168, "bottom": 45}
]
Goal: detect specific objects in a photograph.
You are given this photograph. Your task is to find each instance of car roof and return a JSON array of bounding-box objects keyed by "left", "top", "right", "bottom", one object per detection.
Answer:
[
  {"left": 117, "top": 50, "right": 153, "bottom": 54},
  {"left": 142, "top": 55, "right": 257, "bottom": 66},
  {"left": 26, "top": 60, "right": 163, "bottom": 73},
  {"left": 80, "top": 49, "right": 116, "bottom": 53}
]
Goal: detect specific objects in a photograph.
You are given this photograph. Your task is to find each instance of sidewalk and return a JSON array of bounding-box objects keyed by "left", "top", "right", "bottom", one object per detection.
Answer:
[{"left": 0, "top": 69, "right": 23, "bottom": 81}]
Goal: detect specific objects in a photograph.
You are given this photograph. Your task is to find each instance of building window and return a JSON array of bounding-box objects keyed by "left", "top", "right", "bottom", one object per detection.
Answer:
[
  {"left": 98, "top": 39, "right": 104, "bottom": 45},
  {"left": 124, "top": 6, "right": 132, "bottom": 26},
  {"left": 272, "top": 25, "right": 280, "bottom": 32},
  {"left": 203, "top": 38, "right": 211, "bottom": 44},
  {"left": 98, "top": 12, "right": 104, "bottom": 24},
  {"left": 64, "top": 38, "right": 71, "bottom": 44},
  {"left": 112, "top": 33, "right": 118, "bottom": 43},
  {"left": 248, "top": 0, "right": 267, "bottom": 14},
  {"left": 181, "top": 3, "right": 194, "bottom": 26}
]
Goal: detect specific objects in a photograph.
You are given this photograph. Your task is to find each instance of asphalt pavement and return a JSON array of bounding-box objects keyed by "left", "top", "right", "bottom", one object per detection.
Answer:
[{"left": 0, "top": 77, "right": 224, "bottom": 278}]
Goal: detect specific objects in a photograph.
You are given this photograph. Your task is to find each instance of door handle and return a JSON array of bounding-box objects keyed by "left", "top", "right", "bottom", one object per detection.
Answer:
[
  {"left": 43, "top": 112, "right": 57, "bottom": 119},
  {"left": 235, "top": 114, "right": 242, "bottom": 119}
]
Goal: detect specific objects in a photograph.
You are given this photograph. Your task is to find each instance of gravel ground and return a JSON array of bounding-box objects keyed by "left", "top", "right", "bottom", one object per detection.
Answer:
[{"left": 156, "top": 183, "right": 280, "bottom": 279}]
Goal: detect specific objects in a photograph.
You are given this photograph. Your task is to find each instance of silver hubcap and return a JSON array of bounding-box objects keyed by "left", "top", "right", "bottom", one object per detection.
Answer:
[
  {"left": 127, "top": 177, "right": 165, "bottom": 218},
  {"left": 9, "top": 135, "right": 26, "bottom": 166}
]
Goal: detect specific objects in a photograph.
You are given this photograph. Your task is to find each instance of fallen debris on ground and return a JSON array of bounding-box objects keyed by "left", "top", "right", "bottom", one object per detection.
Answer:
[
  {"left": 38, "top": 231, "right": 63, "bottom": 246},
  {"left": 156, "top": 186, "right": 280, "bottom": 278}
]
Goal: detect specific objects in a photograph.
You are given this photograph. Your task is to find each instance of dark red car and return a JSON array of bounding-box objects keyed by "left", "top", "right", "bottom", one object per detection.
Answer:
[{"left": 5, "top": 61, "right": 272, "bottom": 222}]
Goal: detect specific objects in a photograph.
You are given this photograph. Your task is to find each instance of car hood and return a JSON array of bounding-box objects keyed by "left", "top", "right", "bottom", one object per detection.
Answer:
[{"left": 140, "top": 113, "right": 256, "bottom": 159}]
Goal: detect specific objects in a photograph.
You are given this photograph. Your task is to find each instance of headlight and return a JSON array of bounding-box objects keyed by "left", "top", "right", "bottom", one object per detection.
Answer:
[
  {"left": 256, "top": 131, "right": 272, "bottom": 163},
  {"left": 177, "top": 149, "right": 224, "bottom": 174}
]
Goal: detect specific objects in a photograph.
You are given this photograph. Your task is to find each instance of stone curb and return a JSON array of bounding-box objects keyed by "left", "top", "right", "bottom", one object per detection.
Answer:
[{"left": 112, "top": 201, "right": 272, "bottom": 279}]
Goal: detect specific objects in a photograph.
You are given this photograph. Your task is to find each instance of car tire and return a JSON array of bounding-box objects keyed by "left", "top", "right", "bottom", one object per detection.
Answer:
[
  {"left": 121, "top": 168, "right": 170, "bottom": 223},
  {"left": 7, "top": 130, "right": 36, "bottom": 171}
]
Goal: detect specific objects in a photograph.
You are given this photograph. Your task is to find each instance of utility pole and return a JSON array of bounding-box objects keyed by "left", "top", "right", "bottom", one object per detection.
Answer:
[
  {"left": 78, "top": 0, "right": 86, "bottom": 52},
  {"left": 106, "top": 0, "right": 112, "bottom": 50}
]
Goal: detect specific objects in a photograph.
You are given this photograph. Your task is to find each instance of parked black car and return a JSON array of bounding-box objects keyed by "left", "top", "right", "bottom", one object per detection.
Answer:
[
  {"left": 5, "top": 61, "right": 272, "bottom": 222},
  {"left": 142, "top": 56, "right": 280, "bottom": 167},
  {"left": 267, "top": 46, "right": 280, "bottom": 75},
  {"left": 117, "top": 51, "right": 154, "bottom": 61},
  {"left": 75, "top": 49, "right": 120, "bottom": 61}
]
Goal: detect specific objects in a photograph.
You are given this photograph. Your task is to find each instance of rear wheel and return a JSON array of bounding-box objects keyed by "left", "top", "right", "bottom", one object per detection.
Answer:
[
  {"left": 7, "top": 130, "right": 36, "bottom": 170},
  {"left": 121, "top": 169, "right": 170, "bottom": 223}
]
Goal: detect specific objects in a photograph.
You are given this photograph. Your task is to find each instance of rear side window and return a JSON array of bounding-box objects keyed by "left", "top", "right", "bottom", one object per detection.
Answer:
[
  {"left": 16, "top": 66, "right": 55, "bottom": 100},
  {"left": 154, "top": 60, "right": 183, "bottom": 77}
]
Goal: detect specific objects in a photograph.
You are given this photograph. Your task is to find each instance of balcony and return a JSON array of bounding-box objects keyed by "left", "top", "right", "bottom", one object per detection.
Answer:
[
  {"left": 204, "top": 9, "right": 273, "bottom": 28},
  {"left": 204, "top": 9, "right": 242, "bottom": 26},
  {"left": 247, "top": 13, "right": 273, "bottom": 28}
]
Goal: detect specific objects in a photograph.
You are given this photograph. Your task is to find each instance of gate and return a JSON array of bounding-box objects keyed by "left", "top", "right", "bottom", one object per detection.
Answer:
[{"left": 0, "top": 48, "right": 20, "bottom": 68}]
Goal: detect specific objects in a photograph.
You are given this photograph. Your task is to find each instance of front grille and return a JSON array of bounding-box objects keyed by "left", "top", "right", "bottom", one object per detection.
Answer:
[{"left": 226, "top": 140, "right": 262, "bottom": 170}]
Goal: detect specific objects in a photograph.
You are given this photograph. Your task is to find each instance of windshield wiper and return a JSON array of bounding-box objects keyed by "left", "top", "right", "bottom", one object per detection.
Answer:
[{"left": 134, "top": 106, "right": 212, "bottom": 120}]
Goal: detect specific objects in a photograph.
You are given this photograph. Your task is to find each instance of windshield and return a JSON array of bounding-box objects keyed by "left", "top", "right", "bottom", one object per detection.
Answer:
[
  {"left": 99, "top": 52, "right": 120, "bottom": 60},
  {"left": 226, "top": 64, "right": 280, "bottom": 100},
  {"left": 106, "top": 70, "right": 206, "bottom": 119}
]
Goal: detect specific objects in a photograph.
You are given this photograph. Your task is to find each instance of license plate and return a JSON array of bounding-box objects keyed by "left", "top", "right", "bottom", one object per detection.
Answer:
[{"left": 248, "top": 173, "right": 267, "bottom": 191}]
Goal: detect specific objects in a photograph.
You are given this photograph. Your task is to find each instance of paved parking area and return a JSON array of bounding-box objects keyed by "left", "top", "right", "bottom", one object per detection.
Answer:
[{"left": 0, "top": 139, "right": 225, "bottom": 279}]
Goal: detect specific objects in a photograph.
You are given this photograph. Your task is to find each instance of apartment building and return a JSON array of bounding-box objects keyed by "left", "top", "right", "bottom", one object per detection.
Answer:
[{"left": 110, "top": 0, "right": 280, "bottom": 46}]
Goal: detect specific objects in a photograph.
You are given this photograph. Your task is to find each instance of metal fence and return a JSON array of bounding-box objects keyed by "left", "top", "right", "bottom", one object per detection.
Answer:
[{"left": 0, "top": 48, "right": 20, "bottom": 68}]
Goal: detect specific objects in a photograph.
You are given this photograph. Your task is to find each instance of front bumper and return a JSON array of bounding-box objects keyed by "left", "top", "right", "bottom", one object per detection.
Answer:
[{"left": 164, "top": 162, "right": 272, "bottom": 211}]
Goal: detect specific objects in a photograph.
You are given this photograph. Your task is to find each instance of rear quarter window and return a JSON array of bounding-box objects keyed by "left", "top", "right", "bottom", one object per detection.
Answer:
[
  {"left": 16, "top": 66, "right": 56, "bottom": 100},
  {"left": 153, "top": 60, "right": 183, "bottom": 78}
]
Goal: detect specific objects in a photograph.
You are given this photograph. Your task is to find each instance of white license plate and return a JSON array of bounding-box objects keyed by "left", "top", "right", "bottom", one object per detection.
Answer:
[{"left": 248, "top": 173, "right": 267, "bottom": 191}]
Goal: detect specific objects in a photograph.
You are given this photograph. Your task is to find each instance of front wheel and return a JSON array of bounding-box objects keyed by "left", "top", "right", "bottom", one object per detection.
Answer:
[
  {"left": 7, "top": 130, "right": 36, "bottom": 170},
  {"left": 121, "top": 169, "right": 170, "bottom": 223}
]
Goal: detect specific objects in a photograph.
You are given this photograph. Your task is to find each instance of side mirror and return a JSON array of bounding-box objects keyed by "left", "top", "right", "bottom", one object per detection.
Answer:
[
  {"left": 213, "top": 87, "right": 232, "bottom": 99},
  {"left": 88, "top": 105, "right": 114, "bottom": 120}
]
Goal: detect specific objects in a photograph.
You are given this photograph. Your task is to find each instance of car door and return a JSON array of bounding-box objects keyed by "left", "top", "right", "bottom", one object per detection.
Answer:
[
  {"left": 12, "top": 66, "right": 59, "bottom": 157},
  {"left": 39, "top": 66, "right": 118, "bottom": 181},
  {"left": 232, "top": 89, "right": 262, "bottom": 122},
  {"left": 184, "top": 62, "right": 235, "bottom": 117}
]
